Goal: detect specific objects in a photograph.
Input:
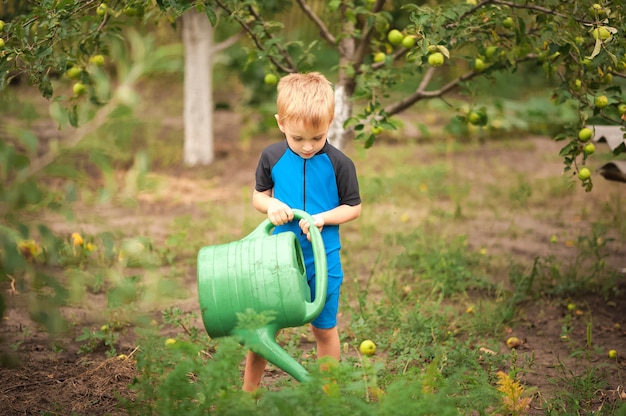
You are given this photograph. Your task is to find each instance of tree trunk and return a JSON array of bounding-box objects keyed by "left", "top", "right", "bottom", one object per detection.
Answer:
[
  {"left": 327, "top": 9, "right": 357, "bottom": 151},
  {"left": 182, "top": 9, "right": 214, "bottom": 166}
]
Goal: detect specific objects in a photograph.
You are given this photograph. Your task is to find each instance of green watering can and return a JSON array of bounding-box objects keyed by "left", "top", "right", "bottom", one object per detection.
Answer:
[{"left": 197, "top": 209, "right": 327, "bottom": 382}]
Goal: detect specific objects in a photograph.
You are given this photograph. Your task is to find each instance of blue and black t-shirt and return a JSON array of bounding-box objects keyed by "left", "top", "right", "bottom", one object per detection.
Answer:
[{"left": 255, "top": 140, "right": 361, "bottom": 255}]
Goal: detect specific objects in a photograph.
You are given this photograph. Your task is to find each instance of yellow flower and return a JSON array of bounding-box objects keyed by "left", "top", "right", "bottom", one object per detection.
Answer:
[
  {"left": 86, "top": 243, "right": 95, "bottom": 252},
  {"left": 71, "top": 232, "right": 83, "bottom": 246},
  {"left": 18, "top": 240, "right": 42, "bottom": 257},
  {"left": 165, "top": 338, "right": 177, "bottom": 346}
]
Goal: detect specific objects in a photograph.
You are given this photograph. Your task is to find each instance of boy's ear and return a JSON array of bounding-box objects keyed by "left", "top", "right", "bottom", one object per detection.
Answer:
[{"left": 275, "top": 114, "right": 285, "bottom": 133}]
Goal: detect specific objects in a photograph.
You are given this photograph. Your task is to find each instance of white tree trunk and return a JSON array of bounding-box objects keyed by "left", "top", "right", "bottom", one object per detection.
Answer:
[
  {"left": 182, "top": 10, "right": 214, "bottom": 166},
  {"left": 328, "top": 84, "right": 352, "bottom": 150}
]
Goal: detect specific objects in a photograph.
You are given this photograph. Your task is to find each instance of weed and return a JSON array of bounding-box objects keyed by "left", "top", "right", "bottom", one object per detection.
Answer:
[
  {"left": 76, "top": 324, "right": 120, "bottom": 357},
  {"left": 496, "top": 371, "right": 532, "bottom": 416}
]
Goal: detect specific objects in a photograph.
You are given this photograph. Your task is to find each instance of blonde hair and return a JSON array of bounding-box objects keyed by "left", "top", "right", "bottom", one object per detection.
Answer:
[{"left": 276, "top": 72, "right": 335, "bottom": 129}]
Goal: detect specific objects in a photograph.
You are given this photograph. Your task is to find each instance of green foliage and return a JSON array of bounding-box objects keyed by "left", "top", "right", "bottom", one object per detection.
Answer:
[
  {"left": 76, "top": 323, "right": 120, "bottom": 357},
  {"left": 508, "top": 224, "right": 620, "bottom": 299},
  {"left": 195, "top": 0, "right": 626, "bottom": 190},
  {"left": 394, "top": 229, "right": 492, "bottom": 297}
]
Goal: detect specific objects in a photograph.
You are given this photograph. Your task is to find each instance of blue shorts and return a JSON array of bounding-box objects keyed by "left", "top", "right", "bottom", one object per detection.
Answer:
[{"left": 304, "top": 249, "right": 343, "bottom": 329}]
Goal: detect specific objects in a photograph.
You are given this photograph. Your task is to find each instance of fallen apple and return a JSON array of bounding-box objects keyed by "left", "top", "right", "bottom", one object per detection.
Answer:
[
  {"left": 506, "top": 336, "right": 521, "bottom": 348},
  {"left": 360, "top": 339, "right": 377, "bottom": 355}
]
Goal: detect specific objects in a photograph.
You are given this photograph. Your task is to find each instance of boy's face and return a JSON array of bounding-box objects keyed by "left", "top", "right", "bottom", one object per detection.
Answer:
[{"left": 276, "top": 115, "right": 330, "bottom": 159}]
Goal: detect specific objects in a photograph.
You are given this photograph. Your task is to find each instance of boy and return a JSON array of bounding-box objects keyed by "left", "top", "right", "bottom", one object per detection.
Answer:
[{"left": 243, "top": 72, "right": 361, "bottom": 391}]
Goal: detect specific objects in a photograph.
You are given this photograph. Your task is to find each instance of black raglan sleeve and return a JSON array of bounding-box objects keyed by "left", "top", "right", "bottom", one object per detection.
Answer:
[
  {"left": 329, "top": 147, "right": 361, "bottom": 206},
  {"left": 255, "top": 141, "right": 287, "bottom": 192}
]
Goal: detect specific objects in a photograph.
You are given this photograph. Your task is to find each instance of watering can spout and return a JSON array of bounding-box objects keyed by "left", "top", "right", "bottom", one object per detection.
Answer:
[{"left": 233, "top": 324, "right": 310, "bottom": 382}]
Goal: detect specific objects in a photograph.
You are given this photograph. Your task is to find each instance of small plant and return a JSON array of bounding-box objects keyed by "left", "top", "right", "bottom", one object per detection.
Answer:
[
  {"left": 496, "top": 370, "right": 532, "bottom": 415},
  {"left": 76, "top": 324, "right": 119, "bottom": 357}
]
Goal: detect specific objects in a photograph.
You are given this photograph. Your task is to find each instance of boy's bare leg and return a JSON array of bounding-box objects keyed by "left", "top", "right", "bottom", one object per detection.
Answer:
[
  {"left": 243, "top": 350, "right": 267, "bottom": 392},
  {"left": 311, "top": 325, "right": 340, "bottom": 364}
]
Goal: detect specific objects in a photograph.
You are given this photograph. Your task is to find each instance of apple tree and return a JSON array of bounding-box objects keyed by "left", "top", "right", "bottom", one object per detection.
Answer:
[
  {"left": 210, "top": 0, "right": 625, "bottom": 191},
  {"left": 0, "top": 0, "right": 227, "bottom": 330}
]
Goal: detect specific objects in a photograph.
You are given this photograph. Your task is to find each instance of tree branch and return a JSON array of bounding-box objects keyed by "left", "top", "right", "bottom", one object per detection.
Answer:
[
  {"left": 294, "top": 0, "right": 336, "bottom": 45},
  {"left": 385, "top": 53, "right": 536, "bottom": 116},
  {"left": 354, "top": 0, "right": 388, "bottom": 69},
  {"left": 245, "top": 5, "right": 298, "bottom": 70},
  {"left": 491, "top": 0, "right": 592, "bottom": 24},
  {"left": 213, "top": 0, "right": 297, "bottom": 73},
  {"left": 451, "top": 0, "right": 594, "bottom": 31},
  {"left": 210, "top": 31, "right": 244, "bottom": 54}
]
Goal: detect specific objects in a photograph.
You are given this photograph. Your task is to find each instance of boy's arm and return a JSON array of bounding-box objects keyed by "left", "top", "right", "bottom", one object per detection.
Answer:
[
  {"left": 299, "top": 203, "right": 361, "bottom": 240},
  {"left": 315, "top": 203, "right": 361, "bottom": 226},
  {"left": 252, "top": 189, "right": 294, "bottom": 225}
]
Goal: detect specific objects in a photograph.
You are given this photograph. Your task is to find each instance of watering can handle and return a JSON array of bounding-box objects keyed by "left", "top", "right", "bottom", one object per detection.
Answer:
[{"left": 244, "top": 209, "right": 328, "bottom": 324}]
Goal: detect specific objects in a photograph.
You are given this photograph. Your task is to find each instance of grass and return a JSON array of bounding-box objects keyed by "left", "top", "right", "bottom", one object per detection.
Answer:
[{"left": 3, "top": 80, "right": 626, "bottom": 415}]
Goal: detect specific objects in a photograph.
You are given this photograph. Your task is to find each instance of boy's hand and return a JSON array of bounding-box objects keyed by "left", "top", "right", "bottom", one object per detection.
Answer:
[
  {"left": 267, "top": 200, "right": 293, "bottom": 226},
  {"left": 299, "top": 215, "right": 324, "bottom": 241}
]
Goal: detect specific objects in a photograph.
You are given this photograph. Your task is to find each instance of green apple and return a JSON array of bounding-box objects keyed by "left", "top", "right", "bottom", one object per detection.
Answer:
[
  {"left": 65, "top": 67, "right": 82, "bottom": 79},
  {"left": 578, "top": 167, "right": 591, "bottom": 180},
  {"left": 583, "top": 143, "right": 595, "bottom": 155},
  {"left": 123, "top": 6, "right": 138, "bottom": 16},
  {"left": 575, "top": 36, "right": 584, "bottom": 45},
  {"left": 89, "top": 54, "right": 105, "bottom": 66},
  {"left": 73, "top": 82, "right": 87, "bottom": 96},
  {"left": 428, "top": 52, "right": 444, "bottom": 67},
  {"left": 590, "top": 4, "right": 607, "bottom": 16},
  {"left": 401, "top": 36, "right": 415, "bottom": 49},
  {"left": 264, "top": 73, "right": 278, "bottom": 85},
  {"left": 594, "top": 95, "right": 609, "bottom": 109},
  {"left": 485, "top": 45, "right": 498, "bottom": 60},
  {"left": 387, "top": 29, "right": 403, "bottom": 46},
  {"left": 0, "top": 38, "right": 5, "bottom": 49},
  {"left": 370, "top": 126, "right": 384, "bottom": 135},
  {"left": 592, "top": 27, "right": 611, "bottom": 41},
  {"left": 572, "top": 79, "right": 582, "bottom": 91},
  {"left": 96, "top": 3, "right": 108, "bottom": 16},
  {"left": 468, "top": 111, "right": 485, "bottom": 125},
  {"left": 502, "top": 17, "right": 514, "bottom": 29},
  {"left": 0, "top": 20, "right": 5, "bottom": 31},
  {"left": 359, "top": 339, "right": 376, "bottom": 356},
  {"left": 474, "top": 58, "right": 486, "bottom": 72},
  {"left": 618, "top": 103, "right": 626, "bottom": 115},
  {"left": 608, "top": 349, "right": 617, "bottom": 359},
  {"left": 373, "top": 52, "right": 386, "bottom": 63},
  {"left": 578, "top": 127, "right": 593, "bottom": 142}
]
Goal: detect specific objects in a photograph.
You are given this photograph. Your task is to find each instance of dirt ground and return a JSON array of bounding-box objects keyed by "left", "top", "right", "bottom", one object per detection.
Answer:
[{"left": 1, "top": 111, "right": 625, "bottom": 414}]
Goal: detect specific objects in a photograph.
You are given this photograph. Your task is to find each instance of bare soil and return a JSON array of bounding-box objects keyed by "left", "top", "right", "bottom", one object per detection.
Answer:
[{"left": 1, "top": 112, "right": 625, "bottom": 414}]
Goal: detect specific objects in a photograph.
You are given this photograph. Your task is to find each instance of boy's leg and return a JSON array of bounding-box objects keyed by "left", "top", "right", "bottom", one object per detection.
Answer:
[
  {"left": 243, "top": 350, "right": 267, "bottom": 392},
  {"left": 311, "top": 325, "right": 340, "bottom": 362}
]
